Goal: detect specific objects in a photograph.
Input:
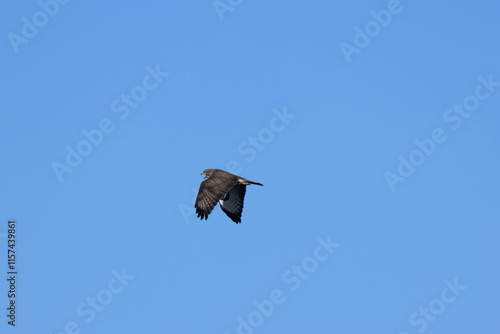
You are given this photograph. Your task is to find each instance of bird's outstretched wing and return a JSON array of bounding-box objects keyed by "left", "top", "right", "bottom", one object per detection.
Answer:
[
  {"left": 219, "top": 183, "right": 246, "bottom": 223},
  {"left": 195, "top": 176, "right": 235, "bottom": 220}
]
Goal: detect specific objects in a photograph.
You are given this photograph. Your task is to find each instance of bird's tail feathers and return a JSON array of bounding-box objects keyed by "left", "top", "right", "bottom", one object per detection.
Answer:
[{"left": 243, "top": 180, "right": 263, "bottom": 186}]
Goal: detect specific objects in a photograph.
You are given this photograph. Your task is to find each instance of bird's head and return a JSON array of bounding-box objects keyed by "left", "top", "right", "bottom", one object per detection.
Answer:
[{"left": 201, "top": 169, "right": 214, "bottom": 179}]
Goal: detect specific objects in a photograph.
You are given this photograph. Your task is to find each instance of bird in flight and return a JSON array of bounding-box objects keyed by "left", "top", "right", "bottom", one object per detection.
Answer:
[{"left": 195, "top": 169, "right": 263, "bottom": 224}]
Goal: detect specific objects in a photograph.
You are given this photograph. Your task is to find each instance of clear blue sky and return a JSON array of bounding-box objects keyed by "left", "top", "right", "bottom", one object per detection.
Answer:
[{"left": 1, "top": 1, "right": 499, "bottom": 333}]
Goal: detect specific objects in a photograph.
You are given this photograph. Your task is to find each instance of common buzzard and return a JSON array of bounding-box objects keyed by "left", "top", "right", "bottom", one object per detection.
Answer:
[{"left": 195, "top": 169, "right": 263, "bottom": 224}]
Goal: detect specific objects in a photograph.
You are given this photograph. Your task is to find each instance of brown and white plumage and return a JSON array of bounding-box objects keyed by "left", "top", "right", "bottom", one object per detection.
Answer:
[{"left": 195, "top": 169, "right": 263, "bottom": 224}]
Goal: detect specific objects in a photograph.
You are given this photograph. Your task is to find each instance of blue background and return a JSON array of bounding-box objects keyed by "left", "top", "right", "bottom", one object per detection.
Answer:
[{"left": 1, "top": 1, "right": 499, "bottom": 333}]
